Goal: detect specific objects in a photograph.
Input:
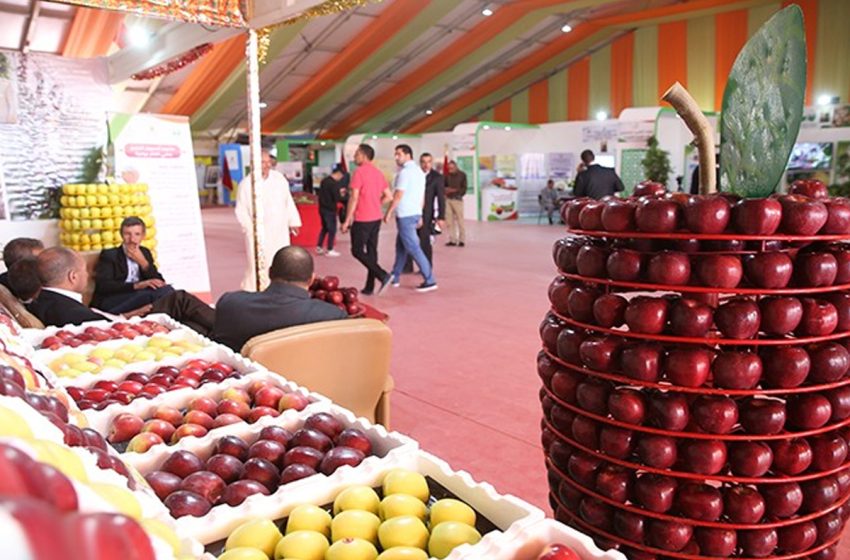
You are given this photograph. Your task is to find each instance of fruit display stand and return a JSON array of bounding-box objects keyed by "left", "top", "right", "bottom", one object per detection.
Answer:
[
  {"left": 541, "top": 191, "right": 850, "bottom": 559},
  {"left": 0, "top": 301, "right": 610, "bottom": 560},
  {"left": 292, "top": 192, "right": 321, "bottom": 250},
  {"left": 58, "top": 182, "right": 157, "bottom": 254}
]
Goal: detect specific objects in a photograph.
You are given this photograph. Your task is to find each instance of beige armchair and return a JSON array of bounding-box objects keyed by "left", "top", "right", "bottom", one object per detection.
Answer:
[{"left": 240, "top": 318, "right": 394, "bottom": 428}]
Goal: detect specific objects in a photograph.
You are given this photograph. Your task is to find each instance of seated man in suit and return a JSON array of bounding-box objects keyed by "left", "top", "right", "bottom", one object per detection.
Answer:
[
  {"left": 27, "top": 247, "right": 215, "bottom": 335},
  {"left": 92, "top": 216, "right": 174, "bottom": 313},
  {"left": 1, "top": 238, "right": 44, "bottom": 292},
  {"left": 213, "top": 246, "right": 348, "bottom": 352}
]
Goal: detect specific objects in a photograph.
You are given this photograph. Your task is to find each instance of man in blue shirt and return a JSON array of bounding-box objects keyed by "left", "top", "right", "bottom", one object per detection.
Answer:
[{"left": 384, "top": 144, "right": 438, "bottom": 292}]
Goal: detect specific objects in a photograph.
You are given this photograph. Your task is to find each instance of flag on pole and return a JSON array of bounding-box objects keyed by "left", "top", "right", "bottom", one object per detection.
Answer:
[{"left": 221, "top": 153, "right": 234, "bottom": 191}]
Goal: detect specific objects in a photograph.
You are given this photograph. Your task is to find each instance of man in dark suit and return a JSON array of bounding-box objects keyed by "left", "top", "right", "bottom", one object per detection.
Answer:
[
  {"left": 27, "top": 247, "right": 215, "bottom": 335},
  {"left": 1, "top": 238, "right": 43, "bottom": 292},
  {"left": 213, "top": 246, "right": 347, "bottom": 352},
  {"left": 574, "top": 150, "right": 625, "bottom": 199},
  {"left": 403, "top": 152, "right": 446, "bottom": 273},
  {"left": 92, "top": 216, "right": 174, "bottom": 313}
]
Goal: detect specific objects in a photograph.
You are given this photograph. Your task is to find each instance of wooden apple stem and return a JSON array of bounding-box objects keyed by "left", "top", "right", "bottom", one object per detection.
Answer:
[{"left": 662, "top": 82, "right": 717, "bottom": 194}]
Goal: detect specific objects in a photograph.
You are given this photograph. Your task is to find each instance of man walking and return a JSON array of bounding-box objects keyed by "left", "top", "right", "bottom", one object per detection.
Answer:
[
  {"left": 444, "top": 160, "right": 467, "bottom": 247},
  {"left": 573, "top": 150, "right": 625, "bottom": 199},
  {"left": 386, "top": 145, "right": 437, "bottom": 292},
  {"left": 342, "top": 144, "right": 392, "bottom": 295},
  {"left": 316, "top": 165, "right": 344, "bottom": 257},
  {"left": 418, "top": 153, "right": 445, "bottom": 264}
]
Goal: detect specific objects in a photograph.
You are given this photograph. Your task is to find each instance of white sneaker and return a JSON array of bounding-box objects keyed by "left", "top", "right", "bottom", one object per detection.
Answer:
[
  {"left": 316, "top": 247, "right": 324, "bottom": 255},
  {"left": 326, "top": 250, "right": 341, "bottom": 257}
]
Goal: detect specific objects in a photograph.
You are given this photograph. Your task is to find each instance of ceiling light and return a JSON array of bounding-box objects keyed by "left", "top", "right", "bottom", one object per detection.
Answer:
[
  {"left": 818, "top": 94, "right": 835, "bottom": 106},
  {"left": 482, "top": 7, "right": 493, "bottom": 16},
  {"left": 320, "top": 141, "right": 326, "bottom": 146},
  {"left": 127, "top": 25, "right": 151, "bottom": 48},
  {"left": 561, "top": 24, "right": 573, "bottom": 33},
  {"left": 596, "top": 110, "right": 608, "bottom": 121},
  {"left": 258, "top": 101, "right": 268, "bottom": 109},
  {"left": 425, "top": 109, "right": 433, "bottom": 115}
]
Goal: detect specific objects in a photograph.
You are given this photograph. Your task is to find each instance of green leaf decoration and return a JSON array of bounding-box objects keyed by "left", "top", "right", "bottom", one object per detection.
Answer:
[{"left": 719, "top": 4, "right": 806, "bottom": 198}]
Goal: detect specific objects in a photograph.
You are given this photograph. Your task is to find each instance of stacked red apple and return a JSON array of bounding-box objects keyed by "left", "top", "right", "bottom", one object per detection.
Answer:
[
  {"left": 108, "top": 380, "right": 311, "bottom": 451},
  {"left": 67, "top": 359, "right": 242, "bottom": 411},
  {"left": 542, "top": 187, "right": 850, "bottom": 559},
  {"left": 39, "top": 320, "right": 171, "bottom": 350},
  {"left": 309, "top": 275, "right": 365, "bottom": 317},
  {"left": 142, "top": 412, "right": 374, "bottom": 518},
  {"left": 0, "top": 442, "right": 158, "bottom": 560}
]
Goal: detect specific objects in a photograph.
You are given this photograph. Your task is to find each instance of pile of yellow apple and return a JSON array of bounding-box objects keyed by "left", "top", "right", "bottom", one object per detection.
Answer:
[
  {"left": 48, "top": 336, "right": 204, "bottom": 378},
  {"left": 58, "top": 183, "right": 158, "bottom": 254},
  {"left": 219, "top": 469, "right": 483, "bottom": 560}
]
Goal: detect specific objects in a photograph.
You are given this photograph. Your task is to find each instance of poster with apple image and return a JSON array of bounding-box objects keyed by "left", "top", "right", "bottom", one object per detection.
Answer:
[
  {"left": 483, "top": 183, "right": 518, "bottom": 221},
  {"left": 109, "top": 112, "right": 211, "bottom": 297}
]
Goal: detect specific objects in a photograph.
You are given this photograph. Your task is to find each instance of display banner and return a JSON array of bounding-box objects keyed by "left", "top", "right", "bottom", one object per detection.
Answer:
[
  {"left": 109, "top": 113, "right": 211, "bottom": 295},
  {"left": 547, "top": 153, "right": 575, "bottom": 179}
]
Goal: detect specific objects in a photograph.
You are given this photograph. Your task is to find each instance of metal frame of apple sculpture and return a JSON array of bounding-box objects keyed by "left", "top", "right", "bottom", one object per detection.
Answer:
[{"left": 539, "top": 5, "right": 850, "bottom": 559}]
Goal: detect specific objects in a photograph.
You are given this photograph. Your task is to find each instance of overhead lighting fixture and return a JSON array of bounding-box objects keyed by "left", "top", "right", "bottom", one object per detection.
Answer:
[
  {"left": 561, "top": 24, "right": 573, "bottom": 33},
  {"left": 596, "top": 110, "right": 608, "bottom": 121},
  {"left": 482, "top": 6, "right": 493, "bottom": 16},
  {"left": 320, "top": 141, "right": 327, "bottom": 146},
  {"left": 818, "top": 94, "right": 836, "bottom": 106},
  {"left": 425, "top": 109, "right": 433, "bottom": 115},
  {"left": 258, "top": 101, "right": 268, "bottom": 109},
  {"left": 127, "top": 25, "right": 152, "bottom": 48}
]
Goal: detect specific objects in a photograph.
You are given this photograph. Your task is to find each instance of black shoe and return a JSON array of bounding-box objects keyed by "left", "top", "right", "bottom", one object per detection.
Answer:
[
  {"left": 446, "top": 242, "right": 457, "bottom": 246},
  {"left": 458, "top": 242, "right": 465, "bottom": 247},
  {"left": 416, "top": 282, "right": 438, "bottom": 292},
  {"left": 361, "top": 288, "right": 374, "bottom": 296}
]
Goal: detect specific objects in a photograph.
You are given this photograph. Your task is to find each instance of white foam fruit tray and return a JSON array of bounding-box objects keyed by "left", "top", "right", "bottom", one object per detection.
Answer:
[
  {"left": 475, "top": 518, "right": 627, "bottom": 560},
  {"left": 83, "top": 368, "right": 327, "bottom": 446},
  {"left": 124, "top": 402, "right": 419, "bottom": 544}
]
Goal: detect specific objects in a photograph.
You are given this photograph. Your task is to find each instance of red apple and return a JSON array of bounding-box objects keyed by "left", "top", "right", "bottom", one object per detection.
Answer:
[
  {"left": 592, "top": 294, "right": 627, "bottom": 328},
  {"left": 744, "top": 252, "right": 794, "bottom": 288},
  {"left": 729, "top": 441, "right": 773, "bottom": 477},
  {"left": 759, "top": 296, "right": 803, "bottom": 335},
  {"left": 220, "top": 479, "right": 270, "bottom": 506},
  {"left": 247, "top": 406, "right": 280, "bottom": 423},
  {"left": 600, "top": 199, "right": 636, "bottom": 232},
  {"left": 278, "top": 392, "right": 310, "bottom": 412},
  {"left": 578, "top": 200, "right": 605, "bottom": 230},
  {"left": 796, "top": 252, "right": 838, "bottom": 287},
  {"left": 183, "top": 410, "right": 215, "bottom": 430},
  {"left": 565, "top": 286, "right": 599, "bottom": 323},
  {"left": 741, "top": 398, "right": 786, "bottom": 435},
  {"left": 733, "top": 198, "right": 782, "bottom": 234},
  {"left": 807, "top": 342, "right": 850, "bottom": 383},
  {"left": 649, "top": 393, "right": 689, "bottom": 431},
  {"left": 668, "top": 298, "right": 713, "bottom": 337},
  {"left": 576, "top": 245, "right": 608, "bottom": 278},
  {"left": 205, "top": 454, "right": 244, "bottom": 484},
  {"left": 107, "top": 413, "right": 144, "bottom": 444},
  {"left": 606, "top": 249, "right": 642, "bottom": 281},
  {"left": 823, "top": 198, "right": 850, "bottom": 234},
  {"left": 762, "top": 481, "right": 803, "bottom": 518},
  {"left": 126, "top": 432, "right": 164, "bottom": 453},
  {"left": 217, "top": 399, "right": 251, "bottom": 419},
  {"left": 636, "top": 435, "right": 677, "bottom": 468},
  {"left": 624, "top": 297, "right": 669, "bottom": 334},
  {"left": 144, "top": 470, "right": 182, "bottom": 500},
  {"left": 715, "top": 297, "right": 761, "bottom": 339},
  {"left": 788, "top": 394, "right": 832, "bottom": 429},
  {"left": 187, "top": 396, "right": 218, "bottom": 417},
  {"left": 692, "top": 395, "right": 738, "bottom": 434},
  {"left": 334, "top": 428, "right": 373, "bottom": 456},
  {"left": 634, "top": 473, "right": 677, "bottom": 513},
  {"left": 684, "top": 194, "right": 731, "bottom": 233},
  {"left": 243, "top": 457, "right": 280, "bottom": 492},
  {"left": 696, "top": 254, "right": 743, "bottom": 289},
  {"left": 164, "top": 490, "right": 211, "bottom": 518},
  {"left": 141, "top": 419, "right": 176, "bottom": 442},
  {"left": 779, "top": 194, "right": 828, "bottom": 235},
  {"left": 676, "top": 483, "right": 723, "bottom": 521},
  {"left": 681, "top": 439, "right": 727, "bottom": 475},
  {"left": 790, "top": 179, "right": 829, "bottom": 199},
  {"left": 578, "top": 337, "right": 622, "bottom": 371},
  {"left": 320, "top": 446, "right": 366, "bottom": 475},
  {"left": 170, "top": 423, "right": 208, "bottom": 444},
  {"left": 635, "top": 198, "right": 681, "bottom": 233},
  {"left": 724, "top": 486, "right": 766, "bottom": 523},
  {"left": 713, "top": 350, "right": 762, "bottom": 389},
  {"left": 619, "top": 343, "right": 663, "bottom": 382},
  {"left": 212, "top": 413, "right": 243, "bottom": 428},
  {"left": 179, "top": 471, "right": 225, "bottom": 505},
  {"left": 761, "top": 346, "right": 810, "bottom": 387},
  {"left": 646, "top": 251, "right": 691, "bottom": 285},
  {"left": 664, "top": 347, "right": 713, "bottom": 387}
]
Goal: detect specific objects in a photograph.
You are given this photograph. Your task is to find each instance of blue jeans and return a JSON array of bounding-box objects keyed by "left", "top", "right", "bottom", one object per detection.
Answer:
[{"left": 392, "top": 215, "right": 435, "bottom": 284}]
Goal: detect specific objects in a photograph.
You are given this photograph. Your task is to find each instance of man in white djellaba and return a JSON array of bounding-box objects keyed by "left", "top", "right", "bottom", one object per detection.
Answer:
[{"left": 236, "top": 149, "right": 301, "bottom": 291}]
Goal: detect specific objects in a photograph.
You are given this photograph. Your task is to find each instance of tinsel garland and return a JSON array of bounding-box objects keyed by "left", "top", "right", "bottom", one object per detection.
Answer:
[
  {"left": 56, "top": 0, "right": 247, "bottom": 28},
  {"left": 131, "top": 43, "right": 213, "bottom": 80},
  {"left": 257, "top": 0, "right": 380, "bottom": 64}
]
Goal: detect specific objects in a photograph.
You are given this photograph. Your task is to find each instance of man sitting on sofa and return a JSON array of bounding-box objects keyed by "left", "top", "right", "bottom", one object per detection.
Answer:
[
  {"left": 1, "top": 238, "right": 44, "bottom": 292},
  {"left": 92, "top": 216, "right": 174, "bottom": 313},
  {"left": 27, "top": 247, "right": 215, "bottom": 335},
  {"left": 213, "top": 246, "right": 347, "bottom": 352}
]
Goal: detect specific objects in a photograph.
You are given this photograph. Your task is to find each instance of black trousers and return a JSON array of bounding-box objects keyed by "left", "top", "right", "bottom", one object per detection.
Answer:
[
  {"left": 317, "top": 208, "right": 337, "bottom": 250},
  {"left": 150, "top": 290, "right": 216, "bottom": 337},
  {"left": 99, "top": 285, "right": 174, "bottom": 314},
  {"left": 350, "top": 220, "right": 387, "bottom": 292}
]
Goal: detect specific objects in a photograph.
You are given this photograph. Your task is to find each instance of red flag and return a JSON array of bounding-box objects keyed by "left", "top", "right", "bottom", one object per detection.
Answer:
[
  {"left": 221, "top": 154, "right": 233, "bottom": 191},
  {"left": 339, "top": 152, "right": 348, "bottom": 173},
  {"left": 443, "top": 152, "right": 449, "bottom": 177}
]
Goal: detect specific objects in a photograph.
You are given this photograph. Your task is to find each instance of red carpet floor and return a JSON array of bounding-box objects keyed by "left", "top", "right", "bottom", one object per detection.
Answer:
[{"left": 200, "top": 207, "right": 850, "bottom": 557}]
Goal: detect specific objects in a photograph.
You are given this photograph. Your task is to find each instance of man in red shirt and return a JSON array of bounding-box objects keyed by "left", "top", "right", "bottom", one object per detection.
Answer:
[{"left": 341, "top": 144, "right": 393, "bottom": 295}]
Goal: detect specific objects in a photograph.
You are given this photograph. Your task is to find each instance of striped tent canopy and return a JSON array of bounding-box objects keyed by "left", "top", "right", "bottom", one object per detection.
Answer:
[{"left": 1, "top": 0, "right": 849, "bottom": 141}]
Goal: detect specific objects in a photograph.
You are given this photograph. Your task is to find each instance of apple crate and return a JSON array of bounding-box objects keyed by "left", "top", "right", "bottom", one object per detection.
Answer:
[
  {"left": 539, "top": 195, "right": 850, "bottom": 559},
  {"left": 124, "top": 402, "right": 419, "bottom": 542},
  {"left": 195, "top": 448, "right": 542, "bottom": 559},
  {"left": 84, "top": 368, "right": 326, "bottom": 449},
  {"left": 469, "top": 518, "right": 626, "bottom": 560}
]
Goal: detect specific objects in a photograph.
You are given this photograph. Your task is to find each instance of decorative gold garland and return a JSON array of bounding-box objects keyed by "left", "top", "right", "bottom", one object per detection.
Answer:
[{"left": 257, "top": 0, "right": 380, "bottom": 64}]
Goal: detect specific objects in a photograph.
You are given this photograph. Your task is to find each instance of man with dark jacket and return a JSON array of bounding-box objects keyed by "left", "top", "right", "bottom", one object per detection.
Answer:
[
  {"left": 445, "top": 161, "right": 467, "bottom": 247},
  {"left": 574, "top": 150, "right": 625, "bottom": 199},
  {"left": 26, "top": 247, "right": 215, "bottom": 334},
  {"left": 405, "top": 153, "right": 445, "bottom": 272},
  {"left": 212, "top": 246, "right": 347, "bottom": 352},
  {"left": 316, "top": 166, "right": 344, "bottom": 257},
  {"left": 92, "top": 216, "right": 173, "bottom": 313}
]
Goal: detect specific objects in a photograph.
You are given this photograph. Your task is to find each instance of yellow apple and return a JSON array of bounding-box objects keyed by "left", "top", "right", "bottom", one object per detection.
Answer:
[
  {"left": 274, "top": 531, "right": 328, "bottom": 560},
  {"left": 80, "top": 233, "right": 91, "bottom": 244},
  {"left": 86, "top": 194, "right": 97, "bottom": 206},
  {"left": 286, "top": 504, "right": 332, "bottom": 537},
  {"left": 80, "top": 219, "right": 92, "bottom": 230},
  {"left": 225, "top": 519, "right": 282, "bottom": 557},
  {"left": 97, "top": 194, "right": 109, "bottom": 206},
  {"left": 109, "top": 194, "right": 120, "bottom": 205},
  {"left": 75, "top": 195, "right": 87, "bottom": 206},
  {"left": 60, "top": 196, "right": 69, "bottom": 206},
  {"left": 69, "top": 208, "right": 80, "bottom": 218},
  {"left": 333, "top": 486, "right": 380, "bottom": 515},
  {"left": 429, "top": 499, "right": 476, "bottom": 529},
  {"left": 92, "top": 219, "right": 103, "bottom": 230},
  {"left": 90, "top": 207, "right": 101, "bottom": 218},
  {"left": 382, "top": 470, "right": 430, "bottom": 503},
  {"left": 89, "top": 483, "right": 142, "bottom": 519},
  {"left": 331, "top": 510, "right": 380, "bottom": 544},
  {"left": 427, "top": 522, "right": 481, "bottom": 559},
  {"left": 0, "top": 406, "right": 34, "bottom": 440},
  {"left": 376, "top": 547, "right": 428, "bottom": 560},
  {"left": 380, "top": 494, "right": 427, "bottom": 522},
  {"left": 63, "top": 184, "right": 76, "bottom": 195},
  {"left": 71, "top": 219, "right": 81, "bottom": 230},
  {"left": 97, "top": 184, "right": 109, "bottom": 195},
  {"left": 378, "top": 516, "right": 429, "bottom": 550},
  {"left": 325, "top": 538, "right": 378, "bottom": 560}
]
